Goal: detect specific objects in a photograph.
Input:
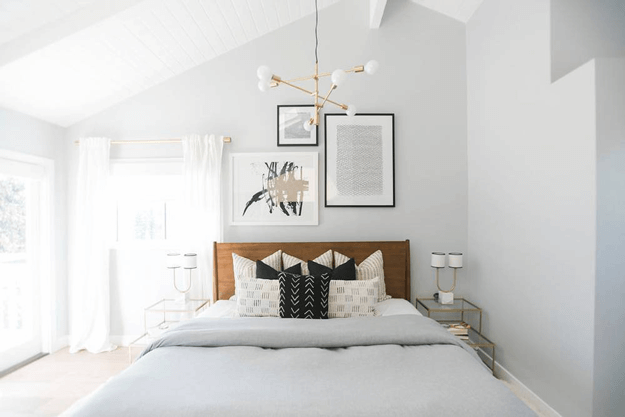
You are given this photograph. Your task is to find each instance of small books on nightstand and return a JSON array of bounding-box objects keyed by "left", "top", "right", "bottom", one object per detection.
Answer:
[{"left": 442, "top": 322, "right": 471, "bottom": 341}]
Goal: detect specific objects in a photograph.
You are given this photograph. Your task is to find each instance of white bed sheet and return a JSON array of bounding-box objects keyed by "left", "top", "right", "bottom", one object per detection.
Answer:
[{"left": 197, "top": 298, "right": 422, "bottom": 318}]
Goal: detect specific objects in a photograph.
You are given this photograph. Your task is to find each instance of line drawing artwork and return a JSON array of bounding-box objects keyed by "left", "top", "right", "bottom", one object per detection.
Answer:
[
  {"left": 242, "top": 161, "right": 309, "bottom": 217},
  {"left": 336, "top": 125, "right": 383, "bottom": 196}
]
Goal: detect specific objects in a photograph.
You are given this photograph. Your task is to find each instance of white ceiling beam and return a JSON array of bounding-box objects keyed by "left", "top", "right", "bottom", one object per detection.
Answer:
[
  {"left": 369, "top": 0, "right": 388, "bottom": 29},
  {"left": 0, "top": 0, "right": 145, "bottom": 68}
]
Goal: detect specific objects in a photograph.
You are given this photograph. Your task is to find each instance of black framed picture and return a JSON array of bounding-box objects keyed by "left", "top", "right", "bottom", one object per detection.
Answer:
[
  {"left": 277, "top": 105, "right": 318, "bottom": 146},
  {"left": 324, "top": 113, "right": 395, "bottom": 207}
]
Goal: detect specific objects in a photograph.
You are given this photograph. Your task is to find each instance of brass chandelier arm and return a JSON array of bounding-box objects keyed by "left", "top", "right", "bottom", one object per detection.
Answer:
[
  {"left": 319, "top": 84, "right": 337, "bottom": 109},
  {"left": 284, "top": 65, "right": 365, "bottom": 83},
  {"left": 275, "top": 78, "right": 347, "bottom": 110}
]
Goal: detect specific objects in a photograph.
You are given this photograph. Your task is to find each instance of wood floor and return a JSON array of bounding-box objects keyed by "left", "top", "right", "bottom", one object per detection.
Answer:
[{"left": 0, "top": 347, "right": 139, "bottom": 417}]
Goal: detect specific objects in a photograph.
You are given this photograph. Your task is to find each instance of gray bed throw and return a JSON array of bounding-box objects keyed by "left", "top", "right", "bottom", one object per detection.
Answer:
[{"left": 65, "top": 315, "right": 536, "bottom": 416}]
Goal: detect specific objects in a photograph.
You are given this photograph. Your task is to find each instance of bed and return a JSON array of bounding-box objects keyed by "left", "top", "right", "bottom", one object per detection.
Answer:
[{"left": 63, "top": 240, "right": 535, "bottom": 416}]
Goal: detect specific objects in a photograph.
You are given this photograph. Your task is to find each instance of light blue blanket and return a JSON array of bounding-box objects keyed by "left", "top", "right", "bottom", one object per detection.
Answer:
[{"left": 65, "top": 315, "right": 536, "bottom": 416}]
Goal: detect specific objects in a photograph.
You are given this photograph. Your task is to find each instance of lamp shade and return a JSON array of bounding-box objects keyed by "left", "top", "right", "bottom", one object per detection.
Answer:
[
  {"left": 431, "top": 252, "right": 446, "bottom": 268},
  {"left": 449, "top": 253, "right": 463, "bottom": 268},
  {"left": 183, "top": 253, "right": 197, "bottom": 269},
  {"left": 166, "top": 253, "right": 181, "bottom": 269}
]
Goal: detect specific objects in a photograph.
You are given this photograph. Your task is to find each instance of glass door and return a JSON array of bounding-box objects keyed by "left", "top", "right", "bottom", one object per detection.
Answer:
[{"left": 0, "top": 158, "right": 45, "bottom": 373}]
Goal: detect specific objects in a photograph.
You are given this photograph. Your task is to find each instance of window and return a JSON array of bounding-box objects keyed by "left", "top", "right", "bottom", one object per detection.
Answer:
[
  {"left": 110, "top": 160, "right": 183, "bottom": 245},
  {"left": 0, "top": 151, "right": 52, "bottom": 373}
]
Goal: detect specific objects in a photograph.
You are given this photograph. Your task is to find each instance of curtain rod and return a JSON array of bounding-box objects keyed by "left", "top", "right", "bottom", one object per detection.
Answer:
[{"left": 73, "top": 137, "right": 232, "bottom": 145}]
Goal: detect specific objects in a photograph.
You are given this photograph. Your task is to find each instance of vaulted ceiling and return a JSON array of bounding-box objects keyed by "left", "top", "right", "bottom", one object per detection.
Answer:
[{"left": 0, "top": 0, "right": 483, "bottom": 127}]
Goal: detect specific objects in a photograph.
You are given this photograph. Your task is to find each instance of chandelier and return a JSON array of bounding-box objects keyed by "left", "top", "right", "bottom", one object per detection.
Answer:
[{"left": 256, "top": 0, "right": 378, "bottom": 131}]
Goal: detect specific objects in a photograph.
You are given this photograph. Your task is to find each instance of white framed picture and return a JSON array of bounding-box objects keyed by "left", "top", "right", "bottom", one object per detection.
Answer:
[
  {"left": 231, "top": 152, "right": 319, "bottom": 225},
  {"left": 324, "top": 113, "right": 395, "bottom": 207},
  {"left": 277, "top": 105, "right": 318, "bottom": 146}
]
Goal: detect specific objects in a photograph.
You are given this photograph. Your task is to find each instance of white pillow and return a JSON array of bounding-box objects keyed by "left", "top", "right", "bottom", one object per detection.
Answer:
[
  {"left": 375, "top": 298, "right": 422, "bottom": 317},
  {"left": 232, "top": 250, "right": 282, "bottom": 289},
  {"left": 235, "top": 277, "right": 280, "bottom": 317},
  {"left": 196, "top": 300, "right": 237, "bottom": 318},
  {"left": 282, "top": 250, "right": 333, "bottom": 275},
  {"left": 334, "top": 250, "right": 390, "bottom": 302},
  {"left": 328, "top": 278, "right": 379, "bottom": 318}
]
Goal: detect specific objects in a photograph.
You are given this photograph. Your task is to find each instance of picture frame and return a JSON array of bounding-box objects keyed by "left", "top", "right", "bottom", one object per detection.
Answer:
[
  {"left": 324, "top": 113, "right": 395, "bottom": 207},
  {"left": 277, "top": 105, "right": 318, "bottom": 146},
  {"left": 231, "top": 152, "right": 319, "bottom": 225}
]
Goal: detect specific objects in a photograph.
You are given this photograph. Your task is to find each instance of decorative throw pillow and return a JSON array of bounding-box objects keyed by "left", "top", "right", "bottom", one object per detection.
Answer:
[
  {"left": 329, "top": 278, "right": 379, "bottom": 318},
  {"left": 282, "top": 250, "right": 333, "bottom": 275},
  {"left": 232, "top": 251, "right": 282, "bottom": 288},
  {"left": 308, "top": 258, "right": 356, "bottom": 281},
  {"left": 334, "top": 250, "right": 390, "bottom": 301},
  {"left": 236, "top": 277, "right": 280, "bottom": 317},
  {"left": 278, "top": 272, "right": 331, "bottom": 319},
  {"left": 256, "top": 260, "right": 301, "bottom": 279}
]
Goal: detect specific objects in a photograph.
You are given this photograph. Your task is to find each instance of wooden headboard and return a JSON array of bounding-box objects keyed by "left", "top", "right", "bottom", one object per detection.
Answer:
[{"left": 213, "top": 240, "right": 411, "bottom": 301}]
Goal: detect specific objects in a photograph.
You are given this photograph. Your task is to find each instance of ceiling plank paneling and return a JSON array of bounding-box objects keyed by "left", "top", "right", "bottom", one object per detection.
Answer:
[
  {"left": 410, "top": 0, "right": 483, "bottom": 23},
  {"left": 0, "top": 0, "right": 340, "bottom": 126}
]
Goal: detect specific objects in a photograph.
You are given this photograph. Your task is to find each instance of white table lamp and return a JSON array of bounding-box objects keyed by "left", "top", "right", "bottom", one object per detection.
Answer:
[
  {"left": 431, "top": 252, "right": 463, "bottom": 304},
  {"left": 167, "top": 253, "right": 196, "bottom": 304}
]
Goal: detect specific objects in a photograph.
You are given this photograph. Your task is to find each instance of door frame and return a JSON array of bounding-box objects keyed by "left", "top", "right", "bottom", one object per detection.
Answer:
[{"left": 0, "top": 149, "right": 56, "bottom": 358}]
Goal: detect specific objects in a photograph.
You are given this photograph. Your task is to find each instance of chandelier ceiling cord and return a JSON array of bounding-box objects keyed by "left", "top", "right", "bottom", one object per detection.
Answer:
[{"left": 256, "top": 0, "right": 379, "bottom": 129}]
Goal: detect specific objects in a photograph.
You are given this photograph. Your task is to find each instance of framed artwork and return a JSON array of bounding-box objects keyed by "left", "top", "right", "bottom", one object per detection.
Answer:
[
  {"left": 324, "top": 113, "right": 395, "bottom": 207},
  {"left": 277, "top": 105, "right": 318, "bottom": 146},
  {"left": 231, "top": 152, "right": 319, "bottom": 225}
]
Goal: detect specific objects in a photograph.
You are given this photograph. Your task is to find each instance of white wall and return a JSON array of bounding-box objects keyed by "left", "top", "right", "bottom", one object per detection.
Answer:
[
  {"left": 0, "top": 106, "right": 68, "bottom": 348},
  {"left": 551, "top": 0, "right": 625, "bottom": 81},
  {"left": 593, "top": 57, "right": 625, "bottom": 417},
  {"left": 466, "top": 1, "right": 597, "bottom": 416},
  {"left": 65, "top": 0, "right": 469, "bottom": 338}
]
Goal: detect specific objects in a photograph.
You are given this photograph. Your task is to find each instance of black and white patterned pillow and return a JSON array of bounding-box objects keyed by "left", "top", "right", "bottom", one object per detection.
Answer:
[{"left": 278, "top": 272, "right": 331, "bottom": 319}]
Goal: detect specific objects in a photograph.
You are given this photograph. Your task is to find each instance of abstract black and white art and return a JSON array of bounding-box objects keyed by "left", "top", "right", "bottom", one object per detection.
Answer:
[
  {"left": 324, "top": 114, "right": 395, "bottom": 207},
  {"left": 277, "top": 105, "right": 318, "bottom": 146},
  {"left": 231, "top": 152, "right": 319, "bottom": 225}
]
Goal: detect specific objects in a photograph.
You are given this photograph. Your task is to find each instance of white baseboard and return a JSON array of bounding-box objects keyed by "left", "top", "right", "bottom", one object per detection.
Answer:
[
  {"left": 110, "top": 335, "right": 137, "bottom": 347},
  {"left": 477, "top": 348, "right": 562, "bottom": 417},
  {"left": 51, "top": 336, "right": 69, "bottom": 353}
]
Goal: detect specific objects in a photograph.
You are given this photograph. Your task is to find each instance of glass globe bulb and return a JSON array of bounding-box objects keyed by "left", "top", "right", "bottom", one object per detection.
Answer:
[
  {"left": 364, "top": 60, "right": 379, "bottom": 75},
  {"left": 303, "top": 120, "right": 314, "bottom": 131},
  {"left": 346, "top": 104, "right": 357, "bottom": 117},
  {"left": 257, "top": 65, "right": 272, "bottom": 82},
  {"left": 258, "top": 80, "right": 270, "bottom": 92},
  {"left": 331, "top": 69, "right": 347, "bottom": 86}
]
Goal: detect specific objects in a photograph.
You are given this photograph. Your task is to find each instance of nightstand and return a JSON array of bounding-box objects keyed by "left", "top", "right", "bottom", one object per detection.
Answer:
[
  {"left": 416, "top": 297, "right": 495, "bottom": 372},
  {"left": 128, "top": 298, "right": 210, "bottom": 362}
]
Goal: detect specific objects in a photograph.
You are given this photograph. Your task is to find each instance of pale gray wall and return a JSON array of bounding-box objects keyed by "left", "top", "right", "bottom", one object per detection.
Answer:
[
  {"left": 0, "top": 106, "right": 69, "bottom": 342},
  {"left": 551, "top": 0, "right": 625, "bottom": 81},
  {"left": 466, "top": 0, "right": 597, "bottom": 415},
  {"left": 593, "top": 57, "right": 625, "bottom": 417},
  {"left": 65, "top": 0, "right": 469, "bottom": 337}
]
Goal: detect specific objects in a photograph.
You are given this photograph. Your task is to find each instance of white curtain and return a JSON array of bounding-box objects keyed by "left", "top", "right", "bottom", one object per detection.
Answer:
[
  {"left": 182, "top": 134, "right": 224, "bottom": 300},
  {"left": 69, "top": 138, "right": 116, "bottom": 354}
]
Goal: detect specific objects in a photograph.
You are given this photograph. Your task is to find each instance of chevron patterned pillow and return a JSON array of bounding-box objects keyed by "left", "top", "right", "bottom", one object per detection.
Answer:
[
  {"left": 328, "top": 278, "right": 380, "bottom": 318},
  {"left": 278, "top": 272, "right": 331, "bottom": 319}
]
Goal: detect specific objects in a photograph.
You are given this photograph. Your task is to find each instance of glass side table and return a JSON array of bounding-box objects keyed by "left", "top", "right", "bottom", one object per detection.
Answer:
[
  {"left": 416, "top": 297, "right": 495, "bottom": 373},
  {"left": 128, "top": 298, "right": 210, "bottom": 362},
  {"left": 415, "top": 297, "right": 482, "bottom": 332},
  {"left": 466, "top": 327, "right": 496, "bottom": 372}
]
